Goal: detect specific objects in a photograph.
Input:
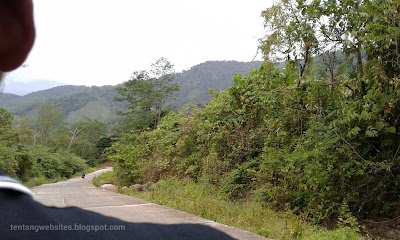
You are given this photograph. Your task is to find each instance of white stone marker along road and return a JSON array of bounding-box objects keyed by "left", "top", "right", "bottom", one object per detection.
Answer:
[{"left": 32, "top": 168, "right": 269, "bottom": 240}]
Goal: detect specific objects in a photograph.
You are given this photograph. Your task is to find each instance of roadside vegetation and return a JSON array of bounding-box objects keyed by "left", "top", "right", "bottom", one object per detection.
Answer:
[
  {"left": 93, "top": 171, "right": 362, "bottom": 239},
  {"left": 0, "top": 104, "right": 109, "bottom": 186},
  {"left": 92, "top": 171, "right": 118, "bottom": 187},
  {"left": 107, "top": 1, "right": 400, "bottom": 239}
]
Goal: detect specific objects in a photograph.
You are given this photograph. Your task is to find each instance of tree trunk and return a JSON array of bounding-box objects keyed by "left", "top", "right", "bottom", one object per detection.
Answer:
[
  {"left": 65, "top": 128, "right": 82, "bottom": 156},
  {"left": 33, "top": 132, "right": 40, "bottom": 147},
  {"left": 356, "top": 46, "right": 366, "bottom": 95},
  {"left": 356, "top": 46, "right": 364, "bottom": 78}
]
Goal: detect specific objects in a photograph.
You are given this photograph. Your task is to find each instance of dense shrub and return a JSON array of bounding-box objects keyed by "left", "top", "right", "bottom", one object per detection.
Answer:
[
  {"left": 111, "top": 59, "right": 400, "bottom": 226},
  {"left": 0, "top": 123, "right": 88, "bottom": 182},
  {"left": 26, "top": 146, "right": 88, "bottom": 179}
]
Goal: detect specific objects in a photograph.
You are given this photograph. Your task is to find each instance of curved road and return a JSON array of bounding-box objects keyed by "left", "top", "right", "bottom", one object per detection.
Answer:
[{"left": 32, "top": 168, "right": 269, "bottom": 240}]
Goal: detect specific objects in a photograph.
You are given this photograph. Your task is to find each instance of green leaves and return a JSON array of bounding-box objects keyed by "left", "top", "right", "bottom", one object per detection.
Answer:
[
  {"left": 0, "top": 108, "right": 13, "bottom": 136},
  {"left": 34, "top": 103, "right": 65, "bottom": 146},
  {"left": 364, "top": 0, "right": 400, "bottom": 77},
  {"left": 365, "top": 126, "right": 378, "bottom": 137},
  {"left": 386, "top": 126, "right": 396, "bottom": 134},
  {"left": 375, "top": 122, "right": 386, "bottom": 131},
  {"left": 115, "top": 58, "right": 180, "bottom": 130},
  {"left": 347, "top": 126, "right": 361, "bottom": 138}
]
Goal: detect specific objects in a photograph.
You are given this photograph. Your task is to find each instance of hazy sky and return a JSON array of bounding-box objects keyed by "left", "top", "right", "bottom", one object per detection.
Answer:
[{"left": 5, "top": 0, "right": 274, "bottom": 86}]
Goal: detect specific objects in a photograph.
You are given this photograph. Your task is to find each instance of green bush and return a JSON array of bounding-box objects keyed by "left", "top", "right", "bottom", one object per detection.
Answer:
[{"left": 12, "top": 145, "right": 88, "bottom": 182}]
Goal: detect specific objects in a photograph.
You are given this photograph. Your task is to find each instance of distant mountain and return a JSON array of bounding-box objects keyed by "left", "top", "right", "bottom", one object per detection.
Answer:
[
  {"left": 172, "top": 60, "right": 263, "bottom": 108},
  {"left": 0, "top": 85, "right": 126, "bottom": 126},
  {"left": 2, "top": 80, "right": 67, "bottom": 96},
  {"left": 0, "top": 60, "right": 264, "bottom": 126}
]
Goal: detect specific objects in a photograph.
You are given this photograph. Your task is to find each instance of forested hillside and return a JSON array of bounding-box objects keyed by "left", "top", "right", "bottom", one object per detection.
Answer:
[
  {"left": 0, "top": 61, "right": 262, "bottom": 125},
  {"left": 172, "top": 61, "right": 263, "bottom": 107},
  {"left": 0, "top": 85, "right": 125, "bottom": 125}
]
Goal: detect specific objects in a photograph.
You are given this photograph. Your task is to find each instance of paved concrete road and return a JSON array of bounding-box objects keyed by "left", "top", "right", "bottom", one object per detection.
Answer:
[{"left": 32, "top": 168, "right": 269, "bottom": 240}]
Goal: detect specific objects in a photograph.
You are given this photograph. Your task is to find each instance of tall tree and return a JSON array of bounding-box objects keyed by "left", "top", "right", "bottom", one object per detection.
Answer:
[
  {"left": 150, "top": 57, "right": 180, "bottom": 127},
  {"left": 260, "top": 0, "right": 320, "bottom": 85},
  {"left": 115, "top": 70, "right": 157, "bottom": 129},
  {"left": 364, "top": 0, "right": 400, "bottom": 78},
  {"left": 34, "top": 103, "right": 64, "bottom": 145},
  {"left": 14, "top": 117, "right": 34, "bottom": 145},
  {"left": 0, "top": 108, "right": 13, "bottom": 136},
  {"left": 0, "top": 108, "right": 18, "bottom": 175},
  {"left": 316, "top": 0, "right": 367, "bottom": 80},
  {"left": 115, "top": 57, "right": 180, "bottom": 129},
  {"left": 68, "top": 118, "right": 107, "bottom": 160}
]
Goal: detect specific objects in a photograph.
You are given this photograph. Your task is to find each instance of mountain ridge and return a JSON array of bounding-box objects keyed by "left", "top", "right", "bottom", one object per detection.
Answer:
[
  {"left": 3, "top": 79, "right": 67, "bottom": 96},
  {"left": 0, "top": 60, "right": 263, "bottom": 125}
]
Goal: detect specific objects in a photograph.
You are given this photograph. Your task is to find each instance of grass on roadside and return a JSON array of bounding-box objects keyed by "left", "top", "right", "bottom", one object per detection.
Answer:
[
  {"left": 25, "top": 175, "right": 64, "bottom": 188},
  {"left": 25, "top": 167, "right": 99, "bottom": 188},
  {"left": 92, "top": 171, "right": 118, "bottom": 187},
  {"left": 93, "top": 172, "right": 364, "bottom": 240}
]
